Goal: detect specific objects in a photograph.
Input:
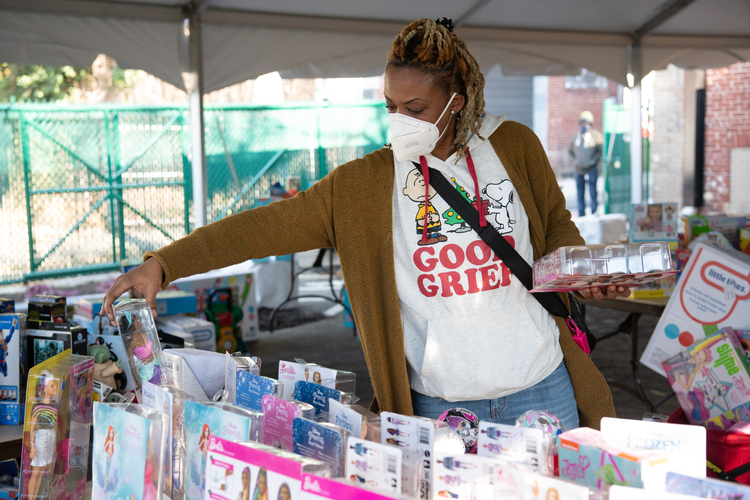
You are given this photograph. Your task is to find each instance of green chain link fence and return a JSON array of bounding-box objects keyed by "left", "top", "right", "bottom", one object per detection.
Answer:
[{"left": 0, "top": 102, "right": 389, "bottom": 284}]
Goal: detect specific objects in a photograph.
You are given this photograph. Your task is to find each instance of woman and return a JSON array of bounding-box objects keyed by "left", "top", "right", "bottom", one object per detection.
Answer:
[
  {"left": 238, "top": 467, "right": 251, "bottom": 500},
  {"left": 26, "top": 371, "right": 60, "bottom": 498},
  {"left": 198, "top": 424, "right": 211, "bottom": 490},
  {"left": 252, "top": 467, "right": 268, "bottom": 500},
  {"left": 103, "top": 17, "right": 625, "bottom": 430}
]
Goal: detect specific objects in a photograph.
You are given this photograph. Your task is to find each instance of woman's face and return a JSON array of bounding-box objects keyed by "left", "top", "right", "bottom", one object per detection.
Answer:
[
  {"left": 258, "top": 476, "right": 267, "bottom": 493},
  {"left": 384, "top": 66, "right": 464, "bottom": 144},
  {"left": 312, "top": 372, "right": 322, "bottom": 384},
  {"left": 203, "top": 427, "right": 210, "bottom": 438},
  {"left": 108, "top": 427, "right": 114, "bottom": 440},
  {"left": 242, "top": 471, "right": 249, "bottom": 488},
  {"left": 279, "top": 486, "right": 290, "bottom": 500}
]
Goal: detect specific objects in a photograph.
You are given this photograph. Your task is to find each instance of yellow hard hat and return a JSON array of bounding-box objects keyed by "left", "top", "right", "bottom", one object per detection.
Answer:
[{"left": 579, "top": 110, "right": 594, "bottom": 124}]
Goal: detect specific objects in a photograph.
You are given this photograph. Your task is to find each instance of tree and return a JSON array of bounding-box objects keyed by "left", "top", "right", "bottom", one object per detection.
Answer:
[
  {"left": 0, "top": 63, "right": 94, "bottom": 102},
  {"left": 442, "top": 177, "right": 473, "bottom": 233}
]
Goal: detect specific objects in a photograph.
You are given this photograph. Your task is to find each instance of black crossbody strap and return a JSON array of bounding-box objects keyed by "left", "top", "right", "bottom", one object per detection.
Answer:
[{"left": 413, "top": 160, "right": 596, "bottom": 352}]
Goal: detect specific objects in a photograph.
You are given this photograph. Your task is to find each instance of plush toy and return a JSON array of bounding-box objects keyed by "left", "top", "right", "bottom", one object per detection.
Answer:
[{"left": 88, "top": 344, "right": 123, "bottom": 392}]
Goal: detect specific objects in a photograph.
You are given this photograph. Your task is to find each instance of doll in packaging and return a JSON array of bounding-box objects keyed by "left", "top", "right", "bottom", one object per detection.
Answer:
[
  {"left": 114, "top": 299, "right": 171, "bottom": 398},
  {"left": 26, "top": 370, "right": 60, "bottom": 498}
]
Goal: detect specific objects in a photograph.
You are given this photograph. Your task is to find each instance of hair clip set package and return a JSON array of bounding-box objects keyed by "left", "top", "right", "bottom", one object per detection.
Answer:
[
  {"left": 345, "top": 436, "right": 404, "bottom": 498},
  {"left": 477, "top": 421, "right": 555, "bottom": 477},
  {"left": 328, "top": 400, "right": 382, "bottom": 443},
  {"left": 380, "top": 412, "right": 465, "bottom": 500},
  {"left": 235, "top": 370, "right": 283, "bottom": 413},
  {"left": 113, "top": 299, "right": 171, "bottom": 401},
  {"left": 277, "top": 359, "right": 356, "bottom": 400},
  {"left": 531, "top": 242, "right": 677, "bottom": 292},
  {"left": 183, "top": 398, "right": 264, "bottom": 500},
  {"left": 292, "top": 380, "right": 356, "bottom": 423},
  {"left": 293, "top": 417, "right": 351, "bottom": 477},
  {"left": 92, "top": 400, "right": 169, "bottom": 500},
  {"left": 142, "top": 381, "right": 195, "bottom": 500},
  {"left": 204, "top": 436, "right": 330, "bottom": 500},
  {"left": 261, "top": 395, "right": 315, "bottom": 452},
  {"left": 20, "top": 350, "right": 94, "bottom": 500}
]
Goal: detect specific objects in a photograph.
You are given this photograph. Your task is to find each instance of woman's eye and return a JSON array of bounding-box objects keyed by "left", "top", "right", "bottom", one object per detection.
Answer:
[
  {"left": 385, "top": 106, "right": 396, "bottom": 113},
  {"left": 408, "top": 109, "right": 422, "bottom": 115}
]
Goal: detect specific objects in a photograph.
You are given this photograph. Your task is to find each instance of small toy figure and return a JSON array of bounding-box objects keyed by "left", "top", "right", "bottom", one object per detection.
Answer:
[
  {"left": 438, "top": 407, "right": 480, "bottom": 454},
  {"left": 26, "top": 370, "right": 60, "bottom": 498},
  {"left": 118, "top": 313, "right": 165, "bottom": 387},
  {"left": 89, "top": 343, "right": 124, "bottom": 392},
  {"left": 198, "top": 424, "right": 211, "bottom": 491},
  {"left": 0, "top": 317, "right": 17, "bottom": 377},
  {"left": 104, "top": 425, "right": 116, "bottom": 487}
]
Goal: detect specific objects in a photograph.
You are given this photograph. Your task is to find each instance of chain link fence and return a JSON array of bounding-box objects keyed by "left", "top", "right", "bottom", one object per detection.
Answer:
[{"left": 0, "top": 102, "right": 388, "bottom": 284}]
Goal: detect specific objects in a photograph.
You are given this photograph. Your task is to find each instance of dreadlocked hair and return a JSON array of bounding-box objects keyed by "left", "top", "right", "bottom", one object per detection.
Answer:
[{"left": 387, "top": 17, "right": 486, "bottom": 161}]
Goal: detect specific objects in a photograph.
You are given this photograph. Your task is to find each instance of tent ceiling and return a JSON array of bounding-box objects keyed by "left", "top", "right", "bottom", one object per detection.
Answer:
[{"left": 1, "top": 0, "right": 749, "bottom": 92}]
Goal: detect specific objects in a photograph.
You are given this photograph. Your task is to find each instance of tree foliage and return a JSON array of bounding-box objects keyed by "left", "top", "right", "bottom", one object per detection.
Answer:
[{"left": 0, "top": 63, "right": 93, "bottom": 102}]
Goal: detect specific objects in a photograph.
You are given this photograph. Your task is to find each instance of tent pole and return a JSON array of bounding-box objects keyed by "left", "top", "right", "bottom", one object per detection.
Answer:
[
  {"left": 187, "top": 10, "right": 208, "bottom": 228},
  {"left": 629, "top": 43, "right": 643, "bottom": 204}
]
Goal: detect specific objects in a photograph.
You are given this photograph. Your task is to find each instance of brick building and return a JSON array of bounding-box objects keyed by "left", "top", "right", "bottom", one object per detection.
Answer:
[
  {"left": 546, "top": 74, "right": 620, "bottom": 176},
  {"left": 704, "top": 62, "right": 750, "bottom": 213}
]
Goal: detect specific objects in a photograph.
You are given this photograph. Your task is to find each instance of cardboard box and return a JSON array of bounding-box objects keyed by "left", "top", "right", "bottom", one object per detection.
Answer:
[
  {"left": 27, "top": 295, "right": 66, "bottom": 324},
  {"left": 168, "top": 268, "right": 259, "bottom": 343},
  {"left": 641, "top": 242, "right": 750, "bottom": 375},
  {"left": 631, "top": 203, "right": 679, "bottom": 242},
  {"left": 0, "top": 300, "right": 14, "bottom": 314},
  {"left": 0, "top": 314, "right": 25, "bottom": 425},
  {"left": 25, "top": 322, "right": 87, "bottom": 374},
  {"left": 74, "top": 291, "right": 196, "bottom": 320},
  {"left": 155, "top": 315, "right": 215, "bottom": 352}
]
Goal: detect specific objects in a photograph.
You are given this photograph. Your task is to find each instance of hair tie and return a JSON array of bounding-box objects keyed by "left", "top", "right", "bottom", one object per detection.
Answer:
[{"left": 435, "top": 17, "right": 454, "bottom": 33}]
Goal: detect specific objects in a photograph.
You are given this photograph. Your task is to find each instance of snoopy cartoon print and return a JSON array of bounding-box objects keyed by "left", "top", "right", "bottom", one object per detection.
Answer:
[{"left": 482, "top": 180, "right": 516, "bottom": 235}]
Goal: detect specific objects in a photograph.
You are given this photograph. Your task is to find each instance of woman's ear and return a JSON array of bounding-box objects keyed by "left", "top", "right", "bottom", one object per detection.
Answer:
[{"left": 452, "top": 93, "right": 466, "bottom": 114}]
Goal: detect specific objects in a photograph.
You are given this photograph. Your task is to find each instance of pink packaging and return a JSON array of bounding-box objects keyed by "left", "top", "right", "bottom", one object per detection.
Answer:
[
  {"left": 662, "top": 328, "right": 750, "bottom": 425},
  {"left": 729, "top": 421, "right": 750, "bottom": 434},
  {"left": 262, "top": 395, "right": 315, "bottom": 451},
  {"left": 300, "top": 473, "right": 407, "bottom": 500}
]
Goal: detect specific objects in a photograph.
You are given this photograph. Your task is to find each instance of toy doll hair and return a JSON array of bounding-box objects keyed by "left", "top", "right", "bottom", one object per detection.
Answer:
[
  {"left": 387, "top": 17, "right": 486, "bottom": 162},
  {"left": 36, "top": 370, "right": 55, "bottom": 398},
  {"left": 277, "top": 483, "right": 290, "bottom": 500}
]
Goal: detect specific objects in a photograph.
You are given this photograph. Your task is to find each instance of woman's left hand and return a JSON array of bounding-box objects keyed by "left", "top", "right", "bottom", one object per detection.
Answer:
[{"left": 579, "top": 285, "right": 631, "bottom": 300}]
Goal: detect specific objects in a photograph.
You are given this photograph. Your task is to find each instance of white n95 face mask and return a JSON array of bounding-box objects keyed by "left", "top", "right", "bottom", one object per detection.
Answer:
[{"left": 389, "top": 92, "right": 457, "bottom": 162}]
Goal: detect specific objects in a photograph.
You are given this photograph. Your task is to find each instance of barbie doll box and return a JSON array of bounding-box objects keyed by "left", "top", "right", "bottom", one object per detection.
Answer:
[
  {"left": 277, "top": 359, "right": 356, "bottom": 401},
  {"left": 662, "top": 328, "right": 750, "bottom": 425},
  {"left": 642, "top": 242, "right": 750, "bottom": 375},
  {"left": 558, "top": 427, "right": 670, "bottom": 491},
  {"left": 344, "top": 437, "right": 402, "bottom": 496},
  {"left": 0, "top": 314, "right": 25, "bottom": 426},
  {"left": 300, "top": 473, "right": 412, "bottom": 500},
  {"left": 202, "top": 436, "right": 329, "bottom": 500}
]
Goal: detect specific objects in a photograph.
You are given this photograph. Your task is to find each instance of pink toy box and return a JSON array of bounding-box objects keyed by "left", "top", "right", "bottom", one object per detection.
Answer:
[
  {"left": 531, "top": 242, "right": 676, "bottom": 292},
  {"left": 662, "top": 328, "right": 750, "bottom": 426}
]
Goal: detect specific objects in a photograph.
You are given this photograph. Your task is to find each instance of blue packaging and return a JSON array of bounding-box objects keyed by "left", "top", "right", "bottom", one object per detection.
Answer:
[
  {"left": 236, "top": 371, "right": 282, "bottom": 412},
  {"left": 0, "top": 314, "right": 24, "bottom": 425},
  {"left": 293, "top": 380, "right": 341, "bottom": 416},
  {"left": 292, "top": 418, "right": 349, "bottom": 477}
]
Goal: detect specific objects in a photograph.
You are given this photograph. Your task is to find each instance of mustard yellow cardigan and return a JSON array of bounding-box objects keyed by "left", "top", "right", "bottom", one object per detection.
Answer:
[{"left": 146, "top": 120, "right": 616, "bottom": 428}]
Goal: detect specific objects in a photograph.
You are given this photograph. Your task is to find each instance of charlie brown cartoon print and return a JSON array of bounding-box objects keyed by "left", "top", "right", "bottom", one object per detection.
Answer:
[{"left": 403, "top": 168, "right": 447, "bottom": 246}]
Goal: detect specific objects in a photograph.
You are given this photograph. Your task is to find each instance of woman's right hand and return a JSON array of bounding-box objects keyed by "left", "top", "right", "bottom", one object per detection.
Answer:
[{"left": 102, "top": 257, "right": 164, "bottom": 326}]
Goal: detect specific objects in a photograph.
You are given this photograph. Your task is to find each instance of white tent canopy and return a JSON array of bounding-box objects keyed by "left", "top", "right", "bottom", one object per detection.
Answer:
[{"left": 2, "top": 0, "right": 749, "bottom": 223}]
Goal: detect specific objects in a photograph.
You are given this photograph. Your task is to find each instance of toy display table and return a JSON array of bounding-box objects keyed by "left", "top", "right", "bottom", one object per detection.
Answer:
[
  {"left": 582, "top": 296, "right": 669, "bottom": 408},
  {"left": 0, "top": 425, "right": 22, "bottom": 461}
]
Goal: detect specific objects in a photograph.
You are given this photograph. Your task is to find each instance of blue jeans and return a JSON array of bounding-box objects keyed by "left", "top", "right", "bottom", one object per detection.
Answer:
[
  {"left": 411, "top": 360, "right": 579, "bottom": 432},
  {"left": 575, "top": 169, "right": 598, "bottom": 217}
]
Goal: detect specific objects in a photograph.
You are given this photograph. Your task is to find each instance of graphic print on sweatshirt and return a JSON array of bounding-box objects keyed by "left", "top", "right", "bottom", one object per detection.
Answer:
[{"left": 390, "top": 113, "right": 563, "bottom": 401}]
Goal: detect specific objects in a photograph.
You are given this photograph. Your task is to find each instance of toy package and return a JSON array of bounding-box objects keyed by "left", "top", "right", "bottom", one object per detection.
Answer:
[
  {"left": 203, "top": 436, "right": 330, "bottom": 500},
  {"left": 155, "top": 316, "right": 216, "bottom": 352},
  {"left": 662, "top": 328, "right": 750, "bottom": 425},
  {"left": 293, "top": 418, "right": 350, "bottom": 477},
  {"left": 165, "top": 349, "right": 227, "bottom": 402},
  {"left": 293, "top": 380, "right": 352, "bottom": 418},
  {"left": 19, "top": 351, "right": 93, "bottom": 499},
  {"left": 86, "top": 334, "right": 132, "bottom": 399},
  {"left": 380, "top": 412, "right": 464, "bottom": 500},
  {"left": 683, "top": 214, "right": 747, "bottom": 248},
  {"left": 143, "top": 381, "right": 195, "bottom": 500},
  {"left": 0, "top": 299, "right": 14, "bottom": 314},
  {"left": 113, "top": 299, "right": 171, "bottom": 401},
  {"left": 665, "top": 471, "right": 750, "bottom": 499},
  {"left": 301, "top": 473, "right": 413, "bottom": 500},
  {"left": 27, "top": 296, "right": 66, "bottom": 326},
  {"left": 262, "top": 395, "right": 315, "bottom": 452},
  {"left": 183, "top": 400, "right": 256, "bottom": 500},
  {"left": 0, "top": 314, "right": 25, "bottom": 425},
  {"left": 558, "top": 427, "right": 669, "bottom": 491},
  {"left": 642, "top": 242, "right": 750, "bottom": 375},
  {"left": 630, "top": 203, "right": 679, "bottom": 242},
  {"left": 328, "top": 400, "right": 381, "bottom": 442},
  {"left": 278, "top": 359, "right": 356, "bottom": 400},
  {"left": 235, "top": 371, "right": 282, "bottom": 413},
  {"left": 599, "top": 417, "right": 706, "bottom": 481},
  {"left": 345, "top": 437, "right": 401, "bottom": 496},
  {"left": 477, "top": 422, "right": 550, "bottom": 476},
  {"left": 432, "top": 453, "right": 502, "bottom": 500},
  {"left": 531, "top": 242, "right": 676, "bottom": 292},
  {"left": 91, "top": 401, "right": 168, "bottom": 500},
  {"left": 26, "top": 323, "right": 87, "bottom": 374},
  {"left": 203, "top": 401, "right": 264, "bottom": 444}
]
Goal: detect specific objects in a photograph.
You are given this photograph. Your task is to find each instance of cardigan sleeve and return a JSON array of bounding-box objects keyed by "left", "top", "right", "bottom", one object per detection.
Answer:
[{"left": 144, "top": 166, "right": 339, "bottom": 288}]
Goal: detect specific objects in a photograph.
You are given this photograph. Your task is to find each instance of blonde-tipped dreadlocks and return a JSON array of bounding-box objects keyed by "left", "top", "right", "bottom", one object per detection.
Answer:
[{"left": 387, "top": 17, "right": 486, "bottom": 161}]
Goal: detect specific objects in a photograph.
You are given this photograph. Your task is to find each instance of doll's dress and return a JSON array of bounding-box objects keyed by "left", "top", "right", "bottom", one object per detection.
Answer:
[
  {"left": 30, "top": 404, "right": 58, "bottom": 467},
  {"left": 135, "top": 359, "right": 164, "bottom": 386}
]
